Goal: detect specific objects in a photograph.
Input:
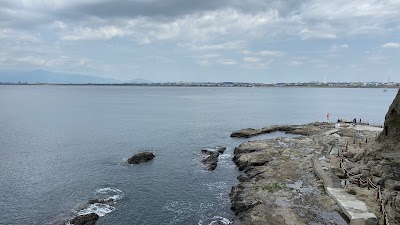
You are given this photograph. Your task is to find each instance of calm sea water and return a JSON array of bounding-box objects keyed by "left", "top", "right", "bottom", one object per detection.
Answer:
[{"left": 0, "top": 86, "right": 396, "bottom": 225}]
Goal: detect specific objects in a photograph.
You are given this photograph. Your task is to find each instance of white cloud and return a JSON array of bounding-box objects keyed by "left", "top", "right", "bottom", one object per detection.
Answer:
[
  {"left": 289, "top": 60, "right": 303, "bottom": 66},
  {"left": 2, "top": 0, "right": 400, "bottom": 81},
  {"left": 299, "top": 28, "right": 337, "bottom": 40},
  {"left": 186, "top": 41, "right": 245, "bottom": 51},
  {"left": 242, "top": 50, "right": 285, "bottom": 57},
  {"left": 44, "top": 1, "right": 400, "bottom": 46},
  {"left": 63, "top": 26, "right": 125, "bottom": 41},
  {"left": 217, "top": 59, "right": 237, "bottom": 65},
  {"left": 382, "top": 42, "right": 400, "bottom": 48},
  {"left": 0, "top": 28, "right": 40, "bottom": 42},
  {"left": 329, "top": 44, "right": 350, "bottom": 52},
  {"left": 259, "top": 50, "right": 285, "bottom": 57},
  {"left": 243, "top": 57, "right": 261, "bottom": 62}
]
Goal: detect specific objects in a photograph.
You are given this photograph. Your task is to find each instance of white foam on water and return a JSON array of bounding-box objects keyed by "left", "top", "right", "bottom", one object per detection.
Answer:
[
  {"left": 210, "top": 216, "right": 231, "bottom": 225},
  {"left": 96, "top": 187, "right": 124, "bottom": 201},
  {"left": 204, "top": 181, "right": 228, "bottom": 191},
  {"left": 78, "top": 203, "right": 116, "bottom": 217},
  {"left": 119, "top": 158, "right": 129, "bottom": 164},
  {"left": 218, "top": 153, "right": 231, "bottom": 160},
  {"left": 198, "top": 216, "right": 232, "bottom": 225}
]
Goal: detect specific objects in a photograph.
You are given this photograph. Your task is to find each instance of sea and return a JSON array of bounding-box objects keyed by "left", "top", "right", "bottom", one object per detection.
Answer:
[{"left": 0, "top": 86, "right": 396, "bottom": 225}]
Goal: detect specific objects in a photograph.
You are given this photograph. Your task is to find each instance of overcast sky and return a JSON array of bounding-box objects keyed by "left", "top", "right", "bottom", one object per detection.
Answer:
[{"left": 0, "top": 0, "right": 399, "bottom": 83}]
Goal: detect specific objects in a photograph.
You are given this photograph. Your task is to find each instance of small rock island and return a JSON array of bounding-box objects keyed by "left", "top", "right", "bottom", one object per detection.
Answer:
[{"left": 127, "top": 151, "right": 155, "bottom": 164}]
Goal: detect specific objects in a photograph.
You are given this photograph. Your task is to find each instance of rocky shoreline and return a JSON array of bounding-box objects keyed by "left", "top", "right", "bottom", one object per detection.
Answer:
[
  {"left": 228, "top": 103, "right": 400, "bottom": 225},
  {"left": 229, "top": 123, "right": 348, "bottom": 225}
]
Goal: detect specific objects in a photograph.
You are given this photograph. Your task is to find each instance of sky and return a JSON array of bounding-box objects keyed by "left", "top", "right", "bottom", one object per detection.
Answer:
[{"left": 0, "top": 0, "right": 399, "bottom": 83}]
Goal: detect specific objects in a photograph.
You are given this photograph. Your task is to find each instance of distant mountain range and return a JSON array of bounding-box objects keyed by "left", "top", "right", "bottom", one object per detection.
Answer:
[{"left": 0, "top": 69, "right": 152, "bottom": 84}]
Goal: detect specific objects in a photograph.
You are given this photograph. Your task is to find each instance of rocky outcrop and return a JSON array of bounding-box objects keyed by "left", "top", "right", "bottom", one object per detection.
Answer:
[
  {"left": 201, "top": 152, "right": 219, "bottom": 171},
  {"left": 230, "top": 125, "right": 294, "bottom": 138},
  {"left": 229, "top": 124, "right": 348, "bottom": 225},
  {"left": 230, "top": 122, "right": 333, "bottom": 138},
  {"left": 127, "top": 152, "right": 155, "bottom": 164},
  {"left": 87, "top": 198, "right": 114, "bottom": 205},
  {"left": 201, "top": 147, "right": 226, "bottom": 171},
  {"left": 216, "top": 146, "right": 227, "bottom": 154},
  {"left": 69, "top": 213, "right": 99, "bottom": 225},
  {"left": 378, "top": 89, "right": 400, "bottom": 147},
  {"left": 372, "top": 89, "right": 400, "bottom": 222}
]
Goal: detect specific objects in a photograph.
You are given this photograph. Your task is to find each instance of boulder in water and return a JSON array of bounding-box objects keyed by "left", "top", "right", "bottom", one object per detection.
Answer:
[
  {"left": 70, "top": 213, "right": 99, "bottom": 225},
  {"left": 201, "top": 149, "right": 220, "bottom": 171},
  {"left": 216, "top": 147, "right": 227, "bottom": 154},
  {"left": 127, "top": 152, "right": 155, "bottom": 164}
]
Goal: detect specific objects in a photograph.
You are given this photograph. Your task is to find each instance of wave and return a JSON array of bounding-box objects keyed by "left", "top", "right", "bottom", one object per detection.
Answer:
[
  {"left": 198, "top": 216, "right": 232, "bottom": 225},
  {"left": 96, "top": 187, "right": 124, "bottom": 201},
  {"left": 218, "top": 153, "right": 232, "bottom": 160},
  {"left": 71, "top": 187, "right": 124, "bottom": 221},
  {"left": 78, "top": 203, "right": 116, "bottom": 217}
]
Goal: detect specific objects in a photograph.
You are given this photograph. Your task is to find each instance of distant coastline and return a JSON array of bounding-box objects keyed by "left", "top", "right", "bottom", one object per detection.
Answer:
[{"left": 0, "top": 82, "right": 398, "bottom": 89}]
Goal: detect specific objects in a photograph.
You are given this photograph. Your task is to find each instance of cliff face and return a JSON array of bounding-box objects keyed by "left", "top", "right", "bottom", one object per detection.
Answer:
[{"left": 378, "top": 89, "right": 400, "bottom": 148}]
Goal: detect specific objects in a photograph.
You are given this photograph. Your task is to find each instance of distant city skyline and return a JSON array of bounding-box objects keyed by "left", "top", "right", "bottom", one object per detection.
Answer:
[{"left": 0, "top": 0, "right": 399, "bottom": 83}]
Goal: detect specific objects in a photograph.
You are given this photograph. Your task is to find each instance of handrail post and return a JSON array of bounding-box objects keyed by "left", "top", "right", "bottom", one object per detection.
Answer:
[{"left": 377, "top": 186, "right": 380, "bottom": 199}]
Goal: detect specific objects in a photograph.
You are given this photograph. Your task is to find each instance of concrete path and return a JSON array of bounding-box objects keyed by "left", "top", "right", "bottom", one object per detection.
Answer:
[
  {"left": 312, "top": 132, "right": 378, "bottom": 225},
  {"left": 354, "top": 125, "right": 383, "bottom": 132}
]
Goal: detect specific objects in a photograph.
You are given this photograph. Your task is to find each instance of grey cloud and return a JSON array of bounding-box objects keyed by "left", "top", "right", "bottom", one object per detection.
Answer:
[
  {"left": 65, "top": 0, "right": 303, "bottom": 20},
  {"left": 75, "top": 0, "right": 228, "bottom": 18},
  {"left": 0, "top": 0, "right": 304, "bottom": 33}
]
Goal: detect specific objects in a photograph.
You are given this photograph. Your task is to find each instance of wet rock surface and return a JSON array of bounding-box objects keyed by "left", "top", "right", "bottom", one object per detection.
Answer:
[
  {"left": 127, "top": 151, "right": 155, "bottom": 164},
  {"left": 230, "top": 122, "right": 333, "bottom": 138},
  {"left": 69, "top": 213, "right": 99, "bottom": 225},
  {"left": 201, "top": 147, "right": 226, "bottom": 171}
]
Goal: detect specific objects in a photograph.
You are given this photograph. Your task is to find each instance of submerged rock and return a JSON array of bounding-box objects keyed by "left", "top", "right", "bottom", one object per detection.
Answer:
[
  {"left": 127, "top": 152, "right": 155, "bottom": 164},
  {"left": 70, "top": 213, "right": 99, "bottom": 225}
]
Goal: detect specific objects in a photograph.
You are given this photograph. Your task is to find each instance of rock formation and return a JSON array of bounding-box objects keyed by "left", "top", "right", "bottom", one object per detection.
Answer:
[
  {"left": 230, "top": 123, "right": 333, "bottom": 138},
  {"left": 201, "top": 151, "right": 219, "bottom": 171},
  {"left": 127, "top": 152, "right": 155, "bottom": 164},
  {"left": 69, "top": 213, "right": 99, "bottom": 225},
  {"left": 229, "top": 125, "right": 348, "bottom": 225},
  {"left": 373, "top": 89, "right": 400, "bottom": 223},
  {"left": 201, "top": 147, "right": 226, "bottom": 171},
  {"left": 378, "top": 89, "right": 400, "bottom": 147}
]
